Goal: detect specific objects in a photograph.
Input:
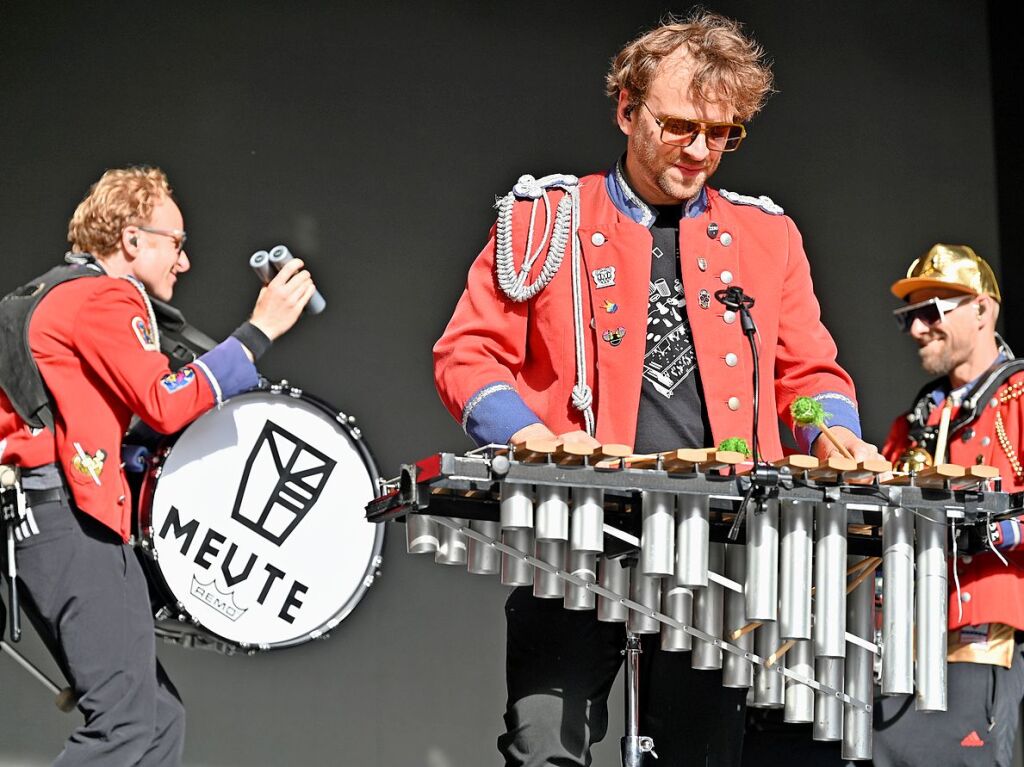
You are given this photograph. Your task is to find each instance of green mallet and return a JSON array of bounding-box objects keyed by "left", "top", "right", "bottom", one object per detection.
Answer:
[
  {"left": 790, "top": 396, "right": 855, "bottom": 460},
  {"left": 717, "top": 437, "right": 751, "bottom": 457}
]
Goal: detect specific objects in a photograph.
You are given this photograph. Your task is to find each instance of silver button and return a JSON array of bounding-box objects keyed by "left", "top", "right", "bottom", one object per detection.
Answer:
[
  {"left": 591, "top": 232, "right": 606, "bottom": 247},
  {"left": 981, "top": 436, "right": 991, "bottom": 447},
  {"left": 960, "top": 554, "right": 973, "bottom": 565},
  {"left": 720, "top": 270, "right": 734, "bottom": 284},
  {"left": 723, "top": 310, "right": 736, "bottom": 324},
  {"left": 991, "top": 397, "right": 1000, "bottom": 408},
  {"left": 728, "top": 396, "right": 741, "bottom": 411},
  {"left": 725, "top": 353, "right": 738, "bottom": 367},
  {"left": 720, "top": 232, "right": 733, "bottom": 247},
  {"left": 960, "top": 591, "right": 971, "bottom": 603}
]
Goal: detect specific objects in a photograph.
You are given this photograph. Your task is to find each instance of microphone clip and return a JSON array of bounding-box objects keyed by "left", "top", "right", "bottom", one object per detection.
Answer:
[{"left": 714, "top": 286, "right": 756, "bottom": 335}]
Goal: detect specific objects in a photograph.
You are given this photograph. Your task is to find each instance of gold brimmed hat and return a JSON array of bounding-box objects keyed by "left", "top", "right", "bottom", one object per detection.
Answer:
[{"left": 890, "top": 244, "right": 1001, "bottom": 302}]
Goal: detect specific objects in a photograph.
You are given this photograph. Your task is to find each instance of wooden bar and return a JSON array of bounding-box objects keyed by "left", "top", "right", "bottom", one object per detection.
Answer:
[{"left": 806, "top": 455, "right": 858, "bottom": 482}]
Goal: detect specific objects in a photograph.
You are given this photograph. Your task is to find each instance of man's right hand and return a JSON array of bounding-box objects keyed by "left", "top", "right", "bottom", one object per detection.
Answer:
[
  {"left": 248, "top": 258, "right": 316, "bottom": 341},
  {"left": 510, "top": 423, "right": 601, "bottom": 449}
]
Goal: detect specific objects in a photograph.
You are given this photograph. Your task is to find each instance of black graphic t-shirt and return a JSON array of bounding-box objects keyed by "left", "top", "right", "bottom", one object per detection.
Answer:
[{"left": 633, "top": 204, "right": 711, "bottom": 454}]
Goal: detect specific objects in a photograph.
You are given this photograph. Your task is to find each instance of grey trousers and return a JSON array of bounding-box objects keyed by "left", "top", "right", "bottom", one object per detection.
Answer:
[
  {"left": 14, "top": 492, "right": 185, "bottom": 766},
  {"left": 498, "top": 586, "right": 747, "bottom": 767}
]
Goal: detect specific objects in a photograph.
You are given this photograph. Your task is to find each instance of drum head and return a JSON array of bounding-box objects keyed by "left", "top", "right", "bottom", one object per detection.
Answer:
[{"left": 144, "top": 389, "right": 382, "bottom": 650}]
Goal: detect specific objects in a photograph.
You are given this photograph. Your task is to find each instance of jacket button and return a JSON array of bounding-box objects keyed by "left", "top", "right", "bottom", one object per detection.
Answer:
[
  {"left": 725, "top": 353, "right": 738, "bottom": 367},
  {"left": 961, "top": 428, "right": 975, "bottom": 442},
  {"left": 981, "top": 436, "right": 991, "bottom": 447},
  {"left": 591, "top": 232, "right": 606, "bottom": 246},
  {"left": 117, "top": 495, "right": 126, "bottom": 505},
  {"left": 723, "top": 310, "right": 737, "bottom": 324},
  {"left": 720, "top": 232, "right": 733, "bottom": 247},
  {"left": 991, "top": 397, "right": 1000, "bottom": 408},
  {"left": 960, "top": 554, "right": 973, "bottom": 564},
  {"left": 720, "top": 270, "right": 734, "bottom": 284},
  {"left": 960, "top": 591, "right": 971, "bottom": 603},
  {"left": 728, "top": 397, "right": 741, "bottom": 411}
]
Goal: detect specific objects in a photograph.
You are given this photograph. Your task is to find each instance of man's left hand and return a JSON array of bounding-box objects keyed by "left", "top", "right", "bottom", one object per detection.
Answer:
[{"left": 811, "top": 426, "right": 884, "bottom": 463}]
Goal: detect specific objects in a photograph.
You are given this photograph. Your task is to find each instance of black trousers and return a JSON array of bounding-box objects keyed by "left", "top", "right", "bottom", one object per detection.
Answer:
[
  {"left": 872, "top": 646, "right": 1024, "bottom": 767},
  {"left": 498, "top": 586, "right": 747, "bottom": 767},
  {"left": 742, "top": 642, "right": 1024, "bottom": 767},
  {"left": 12, "top": 492, "right": 185, "bottom": 766}
]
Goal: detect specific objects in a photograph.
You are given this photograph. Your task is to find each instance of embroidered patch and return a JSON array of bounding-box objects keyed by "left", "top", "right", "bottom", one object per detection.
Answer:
[
  {"left": 132, "top": 316, "right": 158, "bottom": 351},
  {"left": 71, "top": 445, "right": 106, "bottom": 483},
  {"left": 602, "top": 326, "right": 626, "bottom": 347},
  {"left": 160, "top": 368, "right": 196, "bottom": 393},
  {"left": 592, "top": 266, "right": 616, "bottom": 289}
]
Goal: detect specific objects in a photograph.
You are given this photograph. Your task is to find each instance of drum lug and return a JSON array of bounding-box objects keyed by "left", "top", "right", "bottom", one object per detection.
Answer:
[
  {"left": 335, "top": 411, "right": 358, "bottom": 426},
  {"left": 154, "top": 606, "right": 173, "bottom": 621}
]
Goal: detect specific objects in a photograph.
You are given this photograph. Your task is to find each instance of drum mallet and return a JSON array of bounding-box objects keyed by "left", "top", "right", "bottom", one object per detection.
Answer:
[
  {"left": 1, "top": 640, "right": 77, "bottom": 713},
  {"left": 248, "top": 246, "right": 326, "bottom": 315}
]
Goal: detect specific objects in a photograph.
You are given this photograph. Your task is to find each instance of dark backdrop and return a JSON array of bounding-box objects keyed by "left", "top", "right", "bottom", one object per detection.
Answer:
[{"left": 0, "top": 2, "right": 1004, "bottom": 765}]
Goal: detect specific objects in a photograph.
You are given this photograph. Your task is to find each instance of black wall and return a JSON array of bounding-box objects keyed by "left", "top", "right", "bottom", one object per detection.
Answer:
[{"left": 1, "top": 3, "right": 1001, "bottom": 765}]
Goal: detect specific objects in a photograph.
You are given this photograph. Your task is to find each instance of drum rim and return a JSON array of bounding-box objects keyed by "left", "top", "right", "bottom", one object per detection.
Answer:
[{"left": 137, "top": 383, "right": 386, "bottom": 652}]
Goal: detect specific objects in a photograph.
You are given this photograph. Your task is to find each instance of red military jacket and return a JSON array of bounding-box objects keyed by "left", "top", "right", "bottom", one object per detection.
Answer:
[
  {"left": 0, "top": 275, "right": 257, "bottom": 541},
  {"left": 884, "top": 369, "right": 1024, "bottom": 631},
  {"left": 434, "top": 170, "right": 859, "bottom": 456}
]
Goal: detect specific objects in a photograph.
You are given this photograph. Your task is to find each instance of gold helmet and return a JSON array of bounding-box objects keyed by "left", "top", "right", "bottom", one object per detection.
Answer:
[{"left": 890, "top": 244, "right": 1001, "bottom": 303}]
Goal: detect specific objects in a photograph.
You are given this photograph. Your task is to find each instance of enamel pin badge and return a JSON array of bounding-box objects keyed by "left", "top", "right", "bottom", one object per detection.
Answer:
[
  {"left": 602, "top": 326, "right": 626, "bottom": 346},
  {"left": 592, "top": 266, "right": 616, "bottom": 289}
]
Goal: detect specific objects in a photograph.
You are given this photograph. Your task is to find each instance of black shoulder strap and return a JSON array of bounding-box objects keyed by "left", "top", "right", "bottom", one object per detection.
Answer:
[
  {"left": 0, "top": 261, "right": 103, "bottom": 430},
  {"left": 953, "top": 359, "right": 1024, "bottom": 431},
  {"left": 149, "top": 298, "right": 217, "bottom": 370},
  {"left": 905, "top": 358, "right": 1024, "bottom": 449}
]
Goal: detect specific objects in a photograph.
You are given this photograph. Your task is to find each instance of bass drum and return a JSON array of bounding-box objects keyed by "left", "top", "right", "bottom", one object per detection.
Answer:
[{"left": 137, "top": 384, "right": 384, "bottom": 653}]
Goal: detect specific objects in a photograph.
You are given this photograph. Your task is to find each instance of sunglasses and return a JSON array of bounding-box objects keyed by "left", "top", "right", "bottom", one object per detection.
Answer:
[
  {"left": 641, "top": 102, "right": 746, "bottom": 152},
  {"left": 892, "top": 294, "right": 974, "bottom": 332}
]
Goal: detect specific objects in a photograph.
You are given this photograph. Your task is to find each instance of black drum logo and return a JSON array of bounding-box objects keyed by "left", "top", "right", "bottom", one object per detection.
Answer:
[{"left": 231, "top": 420, "right": 336, "bottom": 546}]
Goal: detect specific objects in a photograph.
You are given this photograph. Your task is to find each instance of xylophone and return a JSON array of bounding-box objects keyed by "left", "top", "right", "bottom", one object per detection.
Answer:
[{"left": 366, "top": 442, "right": 1017, "bottom": 763}]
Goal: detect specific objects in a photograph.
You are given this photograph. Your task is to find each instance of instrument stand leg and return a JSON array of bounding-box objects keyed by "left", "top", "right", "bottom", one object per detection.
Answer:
[{"left": 620, "top": 631, "right": 657, "bottom": 766}]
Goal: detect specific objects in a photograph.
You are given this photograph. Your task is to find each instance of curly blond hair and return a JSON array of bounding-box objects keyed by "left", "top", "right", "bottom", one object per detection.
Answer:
[
  {"left": 606, "top": 10, "right": 774, "bottom": 123},
  {"left": 67, "top": 166, "right": 173, "bottom": 256}
]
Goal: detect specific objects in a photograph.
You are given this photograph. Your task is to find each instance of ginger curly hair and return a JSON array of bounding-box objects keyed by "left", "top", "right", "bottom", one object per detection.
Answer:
[{"left": 67, "top": 166, "right": 173, "bottom": 256}]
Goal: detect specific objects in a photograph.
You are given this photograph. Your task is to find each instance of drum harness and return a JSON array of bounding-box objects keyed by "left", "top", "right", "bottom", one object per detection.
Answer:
[
  {"left": 901, "top": 350, "right": 1024, "bottom": 588},
  {"left": 0, "top": 255, "right": 218, "bottom": 642}
]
